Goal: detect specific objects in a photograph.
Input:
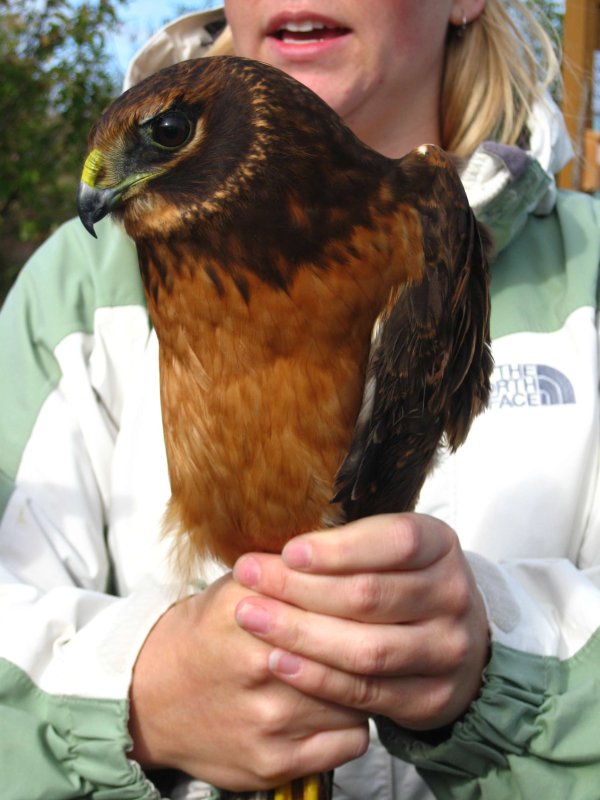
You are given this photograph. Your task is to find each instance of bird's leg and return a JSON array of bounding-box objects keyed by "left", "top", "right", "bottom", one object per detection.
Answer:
[{"left": 220, "top": 772, "right": 333, "bottom": 800}]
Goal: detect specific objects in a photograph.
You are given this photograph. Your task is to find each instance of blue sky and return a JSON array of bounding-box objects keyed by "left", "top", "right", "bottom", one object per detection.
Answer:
[{"left": 110, "top": 0, "right": 222, "bottom": 74}]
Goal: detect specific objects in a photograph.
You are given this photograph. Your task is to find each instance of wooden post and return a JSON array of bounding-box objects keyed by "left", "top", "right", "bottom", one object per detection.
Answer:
[{"left": 559, "top": 0, "right": 600, "bottom": 189}]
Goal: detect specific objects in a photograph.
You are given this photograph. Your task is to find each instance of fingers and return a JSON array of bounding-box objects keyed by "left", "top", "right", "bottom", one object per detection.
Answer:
[
  {"left": 280, "top": 513, "right": 455, "bottom": 574},
  {"left": 232, "top": 513, "right": 489, "bottom": 730},
  {"left": 234, "top": 555, "right": 464, "bottom": 623},
  {"left": 253, "top": 681, "right": 368, "bottom": 737},
  {"left": 233, "top": 514, "right": 466, "bottom": 624},
  {"left": 235, "top": 596, "right": 468, "bottom": 676},
  {"left": 282, "top": 726, "right": 369, "bottom": 779},
  {"left": 267, "top": 649, "right": 460, "bottom": 730},
  {"left": 238, "top": 725, "right": 369, "bottom": 792}
]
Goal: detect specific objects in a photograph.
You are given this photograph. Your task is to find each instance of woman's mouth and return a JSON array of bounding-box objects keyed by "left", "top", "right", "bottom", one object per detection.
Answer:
[{"left": 268, "top": 18, "right": 351, "bottom": 45}]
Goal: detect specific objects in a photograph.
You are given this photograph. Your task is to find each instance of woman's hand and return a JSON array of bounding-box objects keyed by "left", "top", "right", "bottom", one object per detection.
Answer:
[
  {"left": 233, "top": 513, "right": 489, "bottom": 732},
  {"left": 128, "top": 574, "right": 368, "bottom": 791}
]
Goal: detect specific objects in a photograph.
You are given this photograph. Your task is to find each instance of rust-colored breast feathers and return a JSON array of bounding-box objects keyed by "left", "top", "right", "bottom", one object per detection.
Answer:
[{"left": 154, "top": 195, "right": 423, "bottom": 572}]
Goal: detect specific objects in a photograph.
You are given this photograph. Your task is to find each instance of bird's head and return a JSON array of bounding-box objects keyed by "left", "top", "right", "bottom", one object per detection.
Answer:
[
  {"left": 77, "top": 55, "right": 387, "bottom": 292},
  {"left": 77, "top": 56, "right": 324, "bottom": 240}
]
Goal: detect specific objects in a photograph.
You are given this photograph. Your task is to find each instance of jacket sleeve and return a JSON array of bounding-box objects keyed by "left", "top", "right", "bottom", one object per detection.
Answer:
[{"left": 0, "top": 218, "right": 179, "bottom": 799}]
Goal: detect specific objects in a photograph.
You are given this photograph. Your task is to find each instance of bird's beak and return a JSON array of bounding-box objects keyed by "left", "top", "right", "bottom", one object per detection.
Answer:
[
  {"left": 77, "top": 183, "right": 122, "bottom": 239},
  {"left": 77, "top": 148, "right": 122, "bottom": 238}
]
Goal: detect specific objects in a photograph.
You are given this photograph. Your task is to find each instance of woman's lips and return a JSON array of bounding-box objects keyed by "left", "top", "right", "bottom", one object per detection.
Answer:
[
  {"left": 269, "top": 19, "right": 351, "bottom": 44},
  {"left": 265, "top": 15, "right": 351, "bottom": 51}
]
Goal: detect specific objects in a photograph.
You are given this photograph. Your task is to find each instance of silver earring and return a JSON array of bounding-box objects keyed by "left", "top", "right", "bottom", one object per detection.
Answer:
[{"left": 455, "top": 10, "right": 468, "bottom": 38}]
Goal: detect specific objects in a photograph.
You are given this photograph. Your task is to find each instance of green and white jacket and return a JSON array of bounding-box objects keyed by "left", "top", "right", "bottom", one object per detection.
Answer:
[{"left": 1, "top": 9, "right": 600, "bottom": 800}]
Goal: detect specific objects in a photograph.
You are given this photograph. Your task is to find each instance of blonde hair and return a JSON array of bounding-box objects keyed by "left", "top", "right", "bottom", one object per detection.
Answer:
[
  {"left": 443, "top": 0, "right": 561, "bottom": 156},
  {"left": 207, "top": 1, "right": 560, "bottom": 157}
]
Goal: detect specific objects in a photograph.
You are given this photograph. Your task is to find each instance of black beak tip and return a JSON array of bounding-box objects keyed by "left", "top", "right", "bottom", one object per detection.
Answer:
[
  {"left": 82, "top": 217, "right": 98, "bottom": 239},
  {"left": 77, "top": 181, "right": 115, "bottom": 239}
]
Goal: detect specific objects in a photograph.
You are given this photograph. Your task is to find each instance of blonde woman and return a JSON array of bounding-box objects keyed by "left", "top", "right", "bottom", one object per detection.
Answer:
[{"left": 0, "top": 3, "right": 595, "bottom": 799}]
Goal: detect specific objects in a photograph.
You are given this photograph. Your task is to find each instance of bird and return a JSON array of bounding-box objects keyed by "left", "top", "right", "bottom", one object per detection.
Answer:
[{"left": 77, "top": 55, "right": 493, "bottom": 800}]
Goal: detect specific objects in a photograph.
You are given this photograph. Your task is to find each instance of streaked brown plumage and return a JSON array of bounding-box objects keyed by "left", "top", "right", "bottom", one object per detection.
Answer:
[{"left": 77, "top": 55, "right": 493, "bottom": 800}]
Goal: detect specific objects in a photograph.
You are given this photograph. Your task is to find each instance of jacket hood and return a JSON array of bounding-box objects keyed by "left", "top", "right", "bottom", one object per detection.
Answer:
[
  {"left": 460, "top": 96, "right": 574, "bottom": 251},
  {"left": 123, "top": 8, "right": 573, "bottom": 252},
  {"left": 123, "top": 8, "right": 226, "bottom": 91}
]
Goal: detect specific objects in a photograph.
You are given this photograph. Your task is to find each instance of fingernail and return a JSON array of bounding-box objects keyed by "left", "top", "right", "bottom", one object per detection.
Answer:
[
  {"left": 269, "top": 649, "right": 301, "bottom": 676},
  {"left": 233, "top": 555, "right": 261, "bottom": 587},
  {"left": 282, "top": 540, "right": 312, "bottom": 569},
  {"left": 236, "top": 601, "right": 272, "bottom": 634}
]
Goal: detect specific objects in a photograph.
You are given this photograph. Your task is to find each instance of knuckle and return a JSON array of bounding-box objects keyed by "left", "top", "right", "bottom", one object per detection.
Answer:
[
  {"left": 422, "top": 678, "right": 455, "bottom": 721},
  {"left": 240, "top": 649, "right": 270, "bottom": 688},
  {"left": 351, "top": 638, "right": 390, "bottom": 675},
  {"left": 428, "top": 620, "right": 471, "bottom": 671},
  {"left": 444, "top": 524, "right": 461, "bottom": 549},
  {"left": 433, "top": 625, "right": 469, "bottom": 671},
  {"left": 387, "top": 514, "right": 421, "bottom": 563},
  {"left": 448, "top": 626, "right": 471, "bottom": 667},
  {"left": 252, "top": 749, "right": 288, "bottom": 787},
  {"left": 275, "top": 564, "right": 293, "bottom": 597},
  {"left": 255, "top": 696, "right": 293, "bottom": 737},
  {"left": 448, "top": 570, "right": 472, "bottom": 617},
  {"left": 284, "top": 619, "right": 306, "bottom": 653},
  {"left": 348, "top": 573, "right": 383, "bottom": 617},
  {"left": 350, "top": 675, "right": 382, "bottom": 710},
  {"left": 310, "top": 664, "right": 336, "bottom": 698},
  {"left": 441, "top": 522, "right": 461, "bottom": 554}
]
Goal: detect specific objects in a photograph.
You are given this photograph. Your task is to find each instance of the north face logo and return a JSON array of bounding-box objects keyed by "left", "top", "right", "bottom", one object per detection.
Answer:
[{"left": 490, "top": 364, "right": 575, "bottom": 409}]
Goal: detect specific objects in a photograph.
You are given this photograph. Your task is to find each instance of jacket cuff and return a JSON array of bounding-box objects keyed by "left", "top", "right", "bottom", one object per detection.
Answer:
[
  {"left": 0, "top": 584, "right": 200, "bottom": 799},
  {"left": 374, "top": 550, "right": 547, "bottom": 776},
  {"left": 1, "top": 654, "right": 160, "bottom": 799},
  {"left": 375, "top": 642, "right": 543, "bottom": 779}
]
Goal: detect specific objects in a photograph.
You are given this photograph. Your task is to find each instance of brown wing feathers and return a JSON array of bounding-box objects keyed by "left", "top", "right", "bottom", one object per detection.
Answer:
[{"left": 333, "top": 147, "right": 493, "bottom": 520}]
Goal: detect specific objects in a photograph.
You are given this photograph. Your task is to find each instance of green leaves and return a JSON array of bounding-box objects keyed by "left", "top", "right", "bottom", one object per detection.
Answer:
[{"left": 0, "top": 0, "right": 125, "bottom": 303}]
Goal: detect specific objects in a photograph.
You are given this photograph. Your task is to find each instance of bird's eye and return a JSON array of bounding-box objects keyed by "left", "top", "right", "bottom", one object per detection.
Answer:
[{"left": 151, "top": 111, "right": 192, "bottom": 149}]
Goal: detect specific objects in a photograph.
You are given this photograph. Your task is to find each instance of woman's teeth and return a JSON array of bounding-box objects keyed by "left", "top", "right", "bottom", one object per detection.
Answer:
[
  {"left": 283, "top": 21, "right": 327, "bottom": 32},
  {"left": 274, "top": 21, "right": 346, "bottom": 42}
]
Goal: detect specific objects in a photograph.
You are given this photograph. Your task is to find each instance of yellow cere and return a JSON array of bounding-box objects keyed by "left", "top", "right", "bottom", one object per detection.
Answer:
[{"left": 81, "top": 148, "right": 105, "bottom": 188}]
